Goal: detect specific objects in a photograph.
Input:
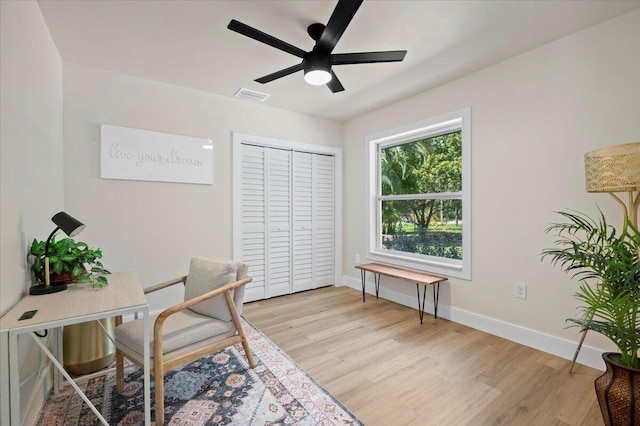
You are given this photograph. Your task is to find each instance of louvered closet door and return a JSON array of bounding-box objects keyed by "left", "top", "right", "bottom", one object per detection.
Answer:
[
  {"left": 239, "top": 142, "right": 334, "bottom": 301},
  {"left": 240, "top": 144, "right": 267, "bottom": 301},
  {"left": 313, "top": 154, "right": 335, "bottom": 287},
  {"left": 293, "top": 152, "right": 335, "bottom": 292},
  {"left": 265, "top": 148, "right": 292, "bottom": 298},
  {"left": 292, "top": 152, "right": 314, "bottom": 292}
]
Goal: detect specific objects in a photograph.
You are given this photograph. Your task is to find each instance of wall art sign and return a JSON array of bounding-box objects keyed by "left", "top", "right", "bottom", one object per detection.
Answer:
[{"left": 100, "top": 124, "right": 213, "bottom": 184}]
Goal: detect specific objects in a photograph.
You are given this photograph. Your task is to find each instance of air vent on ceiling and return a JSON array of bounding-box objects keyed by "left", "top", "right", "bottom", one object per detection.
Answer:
[{"left": 235, "top": 88, "right": 270, "bottom": 103}]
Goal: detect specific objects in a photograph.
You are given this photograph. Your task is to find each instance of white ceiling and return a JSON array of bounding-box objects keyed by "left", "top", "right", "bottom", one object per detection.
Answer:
[{"left": 38, "top": 0, "right": 640, "bottom": 122}]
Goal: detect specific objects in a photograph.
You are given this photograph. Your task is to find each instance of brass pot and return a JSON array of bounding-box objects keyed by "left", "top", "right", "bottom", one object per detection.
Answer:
[
  {"left": 595, "top": 352, "right": 640, "bottom": 426},
  {"left": 63, "top": 318, "right": 116, "bottom": 375}
]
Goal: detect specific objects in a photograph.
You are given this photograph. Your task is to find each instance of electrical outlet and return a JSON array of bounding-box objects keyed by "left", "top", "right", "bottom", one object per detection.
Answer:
[
  {"left": 355, "top": 254, "right": 360, "bottom": 264},
  {"left": 515, "top": 282, "right": 527, "bottom": 299}
]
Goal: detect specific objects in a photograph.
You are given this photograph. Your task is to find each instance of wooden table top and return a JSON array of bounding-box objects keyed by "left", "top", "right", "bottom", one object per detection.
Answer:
[
  {"left": 0, "top": 271, "right": 146, "bottom": 331},
  {"left": 355, "top": 262, "right": 448, "bottom": 285}
]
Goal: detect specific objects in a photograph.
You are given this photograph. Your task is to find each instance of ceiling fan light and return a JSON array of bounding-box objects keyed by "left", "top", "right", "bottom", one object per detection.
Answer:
[
  {"left": 303, "top": 53, "right": 332, "bottom": 86},
  {"left": 304, "top": 69, "right": 332, "bottom": 85}
]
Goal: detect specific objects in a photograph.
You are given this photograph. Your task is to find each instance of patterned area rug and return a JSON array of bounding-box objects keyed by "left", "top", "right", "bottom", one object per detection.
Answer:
[{"left": 36, "top": 319, "right": 362, "bottom": 425}]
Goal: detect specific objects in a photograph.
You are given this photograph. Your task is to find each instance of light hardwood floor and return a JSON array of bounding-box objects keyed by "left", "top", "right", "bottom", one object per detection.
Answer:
[{"left": 243, "top": 285, "right": 603, "bottom": 426}]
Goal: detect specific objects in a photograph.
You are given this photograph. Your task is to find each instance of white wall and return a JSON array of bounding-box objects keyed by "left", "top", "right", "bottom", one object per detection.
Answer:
[
  {"left": 0, "top": 1, "right": 64, "bottom": 423},
  {"left": 62, "top": 62, "right": 342, "bottom": 312},
  {"left": 0, "top": 0, "right": 64, "bottom": 313},
  {"left": 342, "top": 9, "right": 640, "bottom": 369}
]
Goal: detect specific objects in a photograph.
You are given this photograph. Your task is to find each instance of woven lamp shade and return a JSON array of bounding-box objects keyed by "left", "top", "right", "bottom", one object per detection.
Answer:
[{"left": 585, "top": 142, "right": 640, "bottom": 193}]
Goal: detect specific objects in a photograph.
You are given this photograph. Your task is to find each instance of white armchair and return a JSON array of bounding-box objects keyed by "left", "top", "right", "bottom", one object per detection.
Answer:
[{"left": 114, "top": 257, "right": 256, "bottom": 425}]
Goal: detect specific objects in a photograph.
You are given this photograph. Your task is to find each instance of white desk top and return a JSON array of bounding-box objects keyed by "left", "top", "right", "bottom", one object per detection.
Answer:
[{"left": 0, "top": 271, "right": 146, "bottom": 332}]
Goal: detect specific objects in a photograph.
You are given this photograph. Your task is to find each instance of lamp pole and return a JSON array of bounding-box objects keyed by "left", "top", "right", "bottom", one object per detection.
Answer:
[
  {"left": 569, "top": 142, "right": 640, "bottom": 373},
  {"left": 43, "top": 226, "right": 61, "bottom": 287}
]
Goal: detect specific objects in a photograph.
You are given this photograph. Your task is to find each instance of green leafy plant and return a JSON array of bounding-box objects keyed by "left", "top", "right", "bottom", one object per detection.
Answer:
[
  {"left": 541, "top": 210, "right": 640, "bottom": 368},
  {"left": 28, "top": 236, "right": 110, "bottom": 288}
]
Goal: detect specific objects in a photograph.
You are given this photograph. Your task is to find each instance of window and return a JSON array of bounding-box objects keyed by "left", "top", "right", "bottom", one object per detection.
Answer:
[{"left": 367, "top": 108, "right": 471, "bottom": 280}]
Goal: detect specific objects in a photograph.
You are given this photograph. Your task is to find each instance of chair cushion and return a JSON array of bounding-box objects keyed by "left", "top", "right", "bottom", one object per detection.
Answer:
[
  {"left": 114, "top": 309, "right": 234, "bottom": 360},
  {"left": 184, "top": 257, "right": 237, "bottom": 321},
  {"left": 234, "top": 261, "right": 249, "bottom": 315},
  {"left": 237, "top": 262, "right": 248, "bottom": 280}
]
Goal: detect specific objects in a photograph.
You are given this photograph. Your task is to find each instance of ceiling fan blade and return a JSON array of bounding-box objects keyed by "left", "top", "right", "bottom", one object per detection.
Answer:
[
  {"left": 331, "top": 51, "right": 407, "bottom": 65},
  {"left": 228, "top": 19, "right": 306, "bottom": 58},
  {"left": 255, "top": 63, "right": 304, "bottom": 83},
  {"left": 316, "top": 0, "right": 363, "bottom": 54},
  {"left": 327, "top": 71, "right": 345, "bottom": 93}
]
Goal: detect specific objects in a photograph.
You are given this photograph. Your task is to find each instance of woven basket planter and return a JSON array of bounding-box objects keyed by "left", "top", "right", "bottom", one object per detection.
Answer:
[
  {"left": 49, "top": 271, "right": 79, "bottom": 285},
  {"left": 595, "top": 352, "right": 640, "bottom": 426}
]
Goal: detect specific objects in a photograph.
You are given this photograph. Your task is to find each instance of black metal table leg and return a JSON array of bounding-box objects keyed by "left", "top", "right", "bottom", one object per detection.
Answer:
[
  {"left": 433, "top": 282, "right": 440, "bottom": 319},
  {"left": 374, "top": 273, "right": 380, "bottom": 298},
  {"left": 416, "top": 283, "right": 427, "bottom": 324},
  {"left": 360, "top": 269, "right": 366, "bottom": 302}
]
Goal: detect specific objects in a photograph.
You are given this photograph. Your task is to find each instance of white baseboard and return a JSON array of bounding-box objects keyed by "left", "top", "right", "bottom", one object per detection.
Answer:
[{"left": 340, "top": 275, "right": 605, "bottom": 371}]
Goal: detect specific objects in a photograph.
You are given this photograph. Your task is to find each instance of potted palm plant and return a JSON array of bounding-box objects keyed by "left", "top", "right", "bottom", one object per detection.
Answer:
[{"left": 542, "top": 210, "right": 639, "bottom": 426}]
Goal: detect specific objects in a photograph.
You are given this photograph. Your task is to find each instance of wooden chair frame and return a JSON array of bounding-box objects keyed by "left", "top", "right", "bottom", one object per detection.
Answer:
[{"left": 115, "top": 275, "right": 256, "bottom": 425}]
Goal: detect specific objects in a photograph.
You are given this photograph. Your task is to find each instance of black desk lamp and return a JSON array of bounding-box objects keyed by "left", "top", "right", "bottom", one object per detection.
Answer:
[{"left": 30, "top": 212, "right": 86, "bottom": 296}]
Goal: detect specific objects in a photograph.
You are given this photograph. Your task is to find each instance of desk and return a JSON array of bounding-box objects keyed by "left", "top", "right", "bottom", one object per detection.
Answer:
[
  {"left": 355, "top": 263, "right": 448, "bottom": 324},
  {"left": 0, "top": 271, "right": 150, "bottom": 425}
]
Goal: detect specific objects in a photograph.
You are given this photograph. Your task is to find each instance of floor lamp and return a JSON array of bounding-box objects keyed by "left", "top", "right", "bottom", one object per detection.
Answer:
[{"left": 568, "top": 141, "right": 640, "bottom": 373}]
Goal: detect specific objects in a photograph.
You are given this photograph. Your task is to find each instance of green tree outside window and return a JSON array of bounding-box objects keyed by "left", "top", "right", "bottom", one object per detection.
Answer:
[{"left": 379, "top": 131, "right": 462, "bottom": 259}]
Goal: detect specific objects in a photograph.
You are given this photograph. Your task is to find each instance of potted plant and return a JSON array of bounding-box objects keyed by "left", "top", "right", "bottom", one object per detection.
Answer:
[
  {"left": 542, "top": 210, "right": 639, "bottom": 426},
  {"left": 28, "top": 236, "right": 110, "bottom": 288}
]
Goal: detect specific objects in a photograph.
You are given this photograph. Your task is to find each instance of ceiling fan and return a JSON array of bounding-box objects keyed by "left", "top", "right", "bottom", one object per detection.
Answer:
[{"left": 227, "top": 0, "right": 407, "bottom": 93}]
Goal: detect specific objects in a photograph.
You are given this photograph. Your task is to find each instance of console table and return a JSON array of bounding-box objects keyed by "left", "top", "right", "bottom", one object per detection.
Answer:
[
  {"left": 355, "top": 263, "right": 448, "bottom": 324},
  {"left": 0, "top": 271, "right": 151, "bottom": 425}
]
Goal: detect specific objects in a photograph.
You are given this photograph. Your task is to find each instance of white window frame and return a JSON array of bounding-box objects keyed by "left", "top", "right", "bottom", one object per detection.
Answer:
[{"left": 366, "top": 107, "right": 471, "bottom": 280}]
